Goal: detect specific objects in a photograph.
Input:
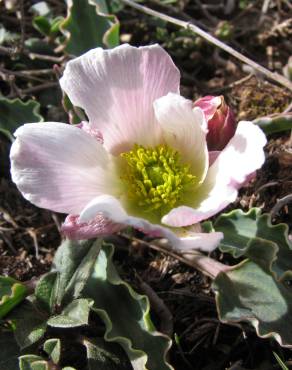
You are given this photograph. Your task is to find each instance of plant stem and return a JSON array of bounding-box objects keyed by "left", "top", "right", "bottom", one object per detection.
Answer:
[{"left": 121, "top": 0, "right": 292, "bottom": 92}]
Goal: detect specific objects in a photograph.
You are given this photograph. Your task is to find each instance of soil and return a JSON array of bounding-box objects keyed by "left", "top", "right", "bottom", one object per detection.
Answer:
[{"left": 0, "top": 1, "right": 292, "bottom": 369}]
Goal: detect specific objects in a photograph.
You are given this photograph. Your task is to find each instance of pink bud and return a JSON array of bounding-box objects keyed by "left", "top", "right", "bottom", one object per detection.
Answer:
[{"left": 194, "top": 95, "right": 236, "bottom": 151}]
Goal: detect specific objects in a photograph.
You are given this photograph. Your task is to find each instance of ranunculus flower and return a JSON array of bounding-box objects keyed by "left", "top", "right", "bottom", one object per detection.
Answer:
[
  {"left": 10, "top": 44, "right": 266, "bottom": 252},
  {"left": 193, "top": 95, "right": 236, "bottom": 151}
]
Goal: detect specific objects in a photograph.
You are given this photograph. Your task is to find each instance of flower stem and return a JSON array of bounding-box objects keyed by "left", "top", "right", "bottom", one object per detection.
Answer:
[{"left": 179, "top": 251, "right": 230, "bottom": 279}]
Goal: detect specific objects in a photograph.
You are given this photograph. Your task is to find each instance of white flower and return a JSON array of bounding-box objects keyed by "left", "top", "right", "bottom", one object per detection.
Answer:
[{"left": 10, "top": 44, "right": 266, "bottom": 252}]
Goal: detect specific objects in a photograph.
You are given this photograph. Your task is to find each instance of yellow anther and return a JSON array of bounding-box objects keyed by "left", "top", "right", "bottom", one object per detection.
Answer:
[{"left": 120, "top": 144, "right": 196, "bottom": 217}]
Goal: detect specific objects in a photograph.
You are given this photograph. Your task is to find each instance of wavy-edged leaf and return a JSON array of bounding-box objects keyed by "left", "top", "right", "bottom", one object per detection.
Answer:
[
  {"left": 83, "top": 243, "right": 173, "bottom": 370},
  {"left": 8, "top": 300, "right": 47, "bottom": 349},
  {"left": 35, "top": 272, "right": 58, "bottom": 314},
  {"left": 52, "top": 238, "right": 102, "bottom": 306},
  {"left": 18, "top": 355, "right": 49, "bottom": 370},
  {"left": 18, "top": 340, "right": 62, "bottom": 370},
  {"left": 253, "top": 113, "right": 292, "bottom": 134},
  {"left": 43, "top": 338, "right": 61, "bottom": 364},
  {"left": 48, "top": 298, "right": 92, "bottom": 328},
  {"left": 0, "top": 97, "right": 43, "bottom": 141},
  {"left": 214, "top": 238, "right": 292, "bottom": 348},
  {"left": 0, "top": 276, "right": 29, "bottom": 319},
  {"left": 36, "top": 239, "right": 101, "bottom": 314},
  {"left": 212, "top": 208, "right": 292, "bottom": 279},
  {"left": 83, "top": 337, "right": 131, "bottom": 369},
  {"left": 61, "top": 0, "right": 119, "bottom": 56}
]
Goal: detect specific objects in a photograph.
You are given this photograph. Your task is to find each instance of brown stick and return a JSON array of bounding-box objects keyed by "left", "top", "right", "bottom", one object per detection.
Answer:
[{"left": 136, "top": 273, "right": 173, "bottom": 337}]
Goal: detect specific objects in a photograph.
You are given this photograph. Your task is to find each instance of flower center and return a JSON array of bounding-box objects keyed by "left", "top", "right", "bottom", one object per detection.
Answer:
[{"left": 120, "top": 144, "right": 196, "bottom": 217}]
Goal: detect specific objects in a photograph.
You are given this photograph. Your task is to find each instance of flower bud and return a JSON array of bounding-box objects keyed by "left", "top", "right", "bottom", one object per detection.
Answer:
[{"left": 194, "top": 95, "right": 236, "bottom": 151}]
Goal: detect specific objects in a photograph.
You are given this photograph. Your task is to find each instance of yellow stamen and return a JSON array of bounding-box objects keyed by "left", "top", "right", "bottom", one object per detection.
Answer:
[{"left": 120, "top": 144, "right": 196, "bottom": 217}]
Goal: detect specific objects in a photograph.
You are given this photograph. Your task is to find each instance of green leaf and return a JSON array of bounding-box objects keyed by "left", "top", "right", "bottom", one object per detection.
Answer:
[
  {"left": 18, "top": 355, "right": 49, "bottom": 370},
  {"left": 35, "top": 272, "right": 58, "bottom": 314},
  {"left": 84, "top": 244, "right": 173, "bottom": 370},
  {"left": 50, "top": 17, "right": 64, "bottom": 37},
  {"left": 47, "top": 298, "right": 92, "bottom": 328},
  {"left": 60, "top": 0, "right": 119, "bottom": 56},
  {"left": 0, "top": 276, "right": 29, "bottom": 319},
  {"left": 33, "top": 15, "right": 63, "bottom": 38},
  {"left": 253, "top": 113, "right": 292, "bottom": 134},
  {"left": 8, "top": 300, "right": 47, "bottom": 349},
  {"left": 31, "top": 2, "right": 63, "bottom": 38},
  {"left": 213, "top": 208, "right": 292, "bottom": 279},
  {"left": 103, "top": 19, "right": 120, "bottom": 49},
  {"left": 16, "top": 320, "right": 47, "bottom": 350},
  {"left": 214, "top": 238, "right": 292, "bottom": 347},
  {"left": 83, "top": 337, "right": 131, "bottom": 369},
  {"left": 47, "top": 314, "right": 84, "bottom": 328},
  {"left": 52, "top": 238, "right": 102, "bottom": 306},
  {"left": 43, "top": 338, "right": 61, "bottom": 364},
  {"left": 33, "top": 16, "right": 51, "bottom": 36},
  {"left": 0, "top": 98, "right": 43, "bottom": 141}
]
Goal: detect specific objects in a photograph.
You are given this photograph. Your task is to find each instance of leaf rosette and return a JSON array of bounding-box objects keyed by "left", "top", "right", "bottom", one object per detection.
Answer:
[{"left": 1, "top": 239, "right": 173, "bottom": 370}]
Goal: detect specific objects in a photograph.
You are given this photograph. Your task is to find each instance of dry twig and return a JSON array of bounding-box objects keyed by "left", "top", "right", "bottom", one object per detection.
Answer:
[
  {"left": 121, "top": 0, "right": 292, "bottom": 92},
  {"left": 271, "top": 194, "right": 292, "bottom": 217},
  {"left": 136, "top": 273, "right": 173, "bottom": 337},
  {"left": 9, "top": 81, "right": 59, "bottom": 98}
]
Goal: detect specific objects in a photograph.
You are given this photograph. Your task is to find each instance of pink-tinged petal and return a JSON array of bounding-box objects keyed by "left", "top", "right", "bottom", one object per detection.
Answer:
[
  {"left": 77, "top": 121, "right": 103, "bottom": 143},
  {"left": 10, "top": 122, "right": 119, "bottom": 214},
  {"left": 79, "top": 194, "right": 221, "bottom": 252},
  {"left": 208, "top": 151, "right": 220, "bottom": 166},
  {"left": 162, "top": 121, "right": 267, "bottom": 227},
  {"left": 177, "top": 231, "right": 223, "bottom": 252},
  {"left": 208, "top": 121, "right": 267, "bottom": 187},
  {"left": 61, "top": 214, "right": 122, "bottom": 240},
  {"left": 194, "top": 95, "right": 237, "bottom": 151},
  {"left": 60, "top": 44, "right": 180, "bottom": 155},
  {"left": 80, "top": 195, "right": 128, "bottom": 223},
  {"left": 154, "top": 93, "right": 208, "bottom": 184},
  {"left": 194, "top": 95, "right": 220, "bottom": 121}
]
